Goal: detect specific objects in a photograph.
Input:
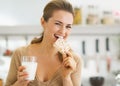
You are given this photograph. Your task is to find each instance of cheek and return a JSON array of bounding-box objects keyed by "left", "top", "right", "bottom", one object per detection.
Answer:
[
  {"left": 66, "top": 30, "right": 71, "bottom": 35},
  {"left": 64, "top": 30, "right": 71, "bottom": 39},
  {"left": 44, "top": 25, "right": 57, "bottom": 35},
  {"left": 48, "top": 25, "right": 58, "bottom": 33}
]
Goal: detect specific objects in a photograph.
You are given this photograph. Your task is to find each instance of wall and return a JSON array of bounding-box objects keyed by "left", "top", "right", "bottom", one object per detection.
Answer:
[{"left": 0, "top": 0, "right": 120, "bottom": 26}]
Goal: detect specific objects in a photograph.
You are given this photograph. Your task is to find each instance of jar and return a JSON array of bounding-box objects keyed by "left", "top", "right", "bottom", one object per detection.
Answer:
[
  {"left": 101, "top": 11, "right": 114, "bottom": 24},
  {"left": 86, "top": 5, "right": 99, "bottom": 24},
  {"left": 73, "top": 7, "right": 82, "bottom": 24}
]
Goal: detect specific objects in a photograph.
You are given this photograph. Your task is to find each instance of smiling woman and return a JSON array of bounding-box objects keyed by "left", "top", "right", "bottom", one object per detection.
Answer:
[{"left": 5, "top": 0, "right": 82, "bottom": 86}]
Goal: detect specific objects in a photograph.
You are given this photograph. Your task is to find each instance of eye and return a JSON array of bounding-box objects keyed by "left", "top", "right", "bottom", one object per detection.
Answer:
[
  {"left": 66, "top": 25, "right": 72, "bottom": 29},
  {"left": 55, "top": 22, "right": 61, "bottom": 26}
]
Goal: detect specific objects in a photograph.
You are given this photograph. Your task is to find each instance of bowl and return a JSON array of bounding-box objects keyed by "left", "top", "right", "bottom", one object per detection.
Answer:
[{"left": 89, "top": 76, "right": 104, "bottom": 86}]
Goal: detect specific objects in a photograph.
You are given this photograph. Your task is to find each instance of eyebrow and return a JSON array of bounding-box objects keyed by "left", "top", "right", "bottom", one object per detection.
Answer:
[
  {"left": 55, "top": 20, "right": 63, "bottom": 24},
  {"left": 54, "top": 20, "right": 72, "bottom": 26}
]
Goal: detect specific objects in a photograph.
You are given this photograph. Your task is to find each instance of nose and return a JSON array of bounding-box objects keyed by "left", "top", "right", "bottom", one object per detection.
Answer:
[{"left": 58, "top": 26, "right": 66, "bottom": 35}]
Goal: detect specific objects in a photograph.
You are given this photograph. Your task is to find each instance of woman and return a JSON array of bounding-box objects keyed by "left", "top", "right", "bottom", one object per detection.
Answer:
[{"left": 5, "top": 0, "right": 82, "bottom": 86}]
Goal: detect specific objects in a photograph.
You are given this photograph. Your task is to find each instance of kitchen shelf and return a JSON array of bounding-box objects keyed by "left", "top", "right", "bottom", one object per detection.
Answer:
[
  {"left": 72, "top": 24, "right": 120, "bottom": 35},
  {"left": 0, "top": 25, "right": 120, "bottom": 36},
  {"left": 0, "top": 26, "right": 42, "bottom": 36}
]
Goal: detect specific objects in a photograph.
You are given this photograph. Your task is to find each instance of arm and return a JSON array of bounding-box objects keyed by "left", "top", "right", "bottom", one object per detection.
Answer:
[
  {"left": 5, "top": 49, "right": 21, "bottom": 86},
  {"left": 5, "top": 47, "right": 29, "bottom": 86},
  {"left": 62, "top": 52, "right": 83, "bottom": 86},
  {"left": 63, "top": 75, "right": 73, "bottom": 86},
  {"left": 71, "top": 56, "right": 82, "bottom": 86}
]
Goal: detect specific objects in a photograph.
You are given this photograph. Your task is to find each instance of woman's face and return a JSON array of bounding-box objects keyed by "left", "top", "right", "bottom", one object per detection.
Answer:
[{"left": 41, "top": 10, "right": 73, "bottom": 43}]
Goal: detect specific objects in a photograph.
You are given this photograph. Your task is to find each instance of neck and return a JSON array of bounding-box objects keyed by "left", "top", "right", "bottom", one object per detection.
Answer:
[{"left": 39, "top": 39, "right": 58, "bottom": 58}]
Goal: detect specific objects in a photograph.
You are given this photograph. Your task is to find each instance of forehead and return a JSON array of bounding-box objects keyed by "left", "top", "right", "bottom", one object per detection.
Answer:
[{"left": 49, "top": 10, "right": 73, "bottom": 24}]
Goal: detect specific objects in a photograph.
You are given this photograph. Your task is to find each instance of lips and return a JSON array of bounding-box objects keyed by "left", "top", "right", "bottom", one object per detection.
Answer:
[{"left": 54, "top": 34, "right": 63, "bottom": 39}]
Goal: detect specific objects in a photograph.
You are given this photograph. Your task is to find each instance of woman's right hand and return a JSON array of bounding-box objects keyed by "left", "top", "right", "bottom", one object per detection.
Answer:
[{"left": 13, "top": 66, "right": 30, "bottom": 86}]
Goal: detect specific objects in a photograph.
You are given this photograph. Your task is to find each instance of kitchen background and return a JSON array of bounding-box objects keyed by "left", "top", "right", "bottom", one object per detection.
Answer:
[{"left": 0, "top": 0, "right": 120, "bottom": 86}]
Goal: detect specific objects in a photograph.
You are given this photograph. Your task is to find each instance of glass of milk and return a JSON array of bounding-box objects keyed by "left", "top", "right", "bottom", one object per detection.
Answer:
[{"left": 21, "top": 56, "right": 37, "bottom": 81}]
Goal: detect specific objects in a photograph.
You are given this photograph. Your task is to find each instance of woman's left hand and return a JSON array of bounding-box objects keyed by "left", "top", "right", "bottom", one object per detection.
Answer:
[{"left": 62, "top": 51, "right": 77, "bottom": 78}]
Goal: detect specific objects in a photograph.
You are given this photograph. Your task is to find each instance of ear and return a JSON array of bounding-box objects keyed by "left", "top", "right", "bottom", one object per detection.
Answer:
[{"left": 41, "top": 17, "right": 45, "bottom": 26}]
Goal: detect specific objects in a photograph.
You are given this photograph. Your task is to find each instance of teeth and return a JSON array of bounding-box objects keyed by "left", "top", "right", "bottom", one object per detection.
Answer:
[
  {"left": 59, "top": 36, "right": 63, "bottom": 39},
  {"left": 55, "top": 35, "right": 63, "bottom": 39}
]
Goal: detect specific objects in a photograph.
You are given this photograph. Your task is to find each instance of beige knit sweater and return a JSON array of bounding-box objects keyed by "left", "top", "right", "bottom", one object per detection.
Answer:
[{"left": 5, "top": 45, "right": 82, "bottom": 86}]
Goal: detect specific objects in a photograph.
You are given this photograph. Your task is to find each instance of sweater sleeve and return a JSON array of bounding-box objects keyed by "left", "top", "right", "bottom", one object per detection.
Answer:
[
  {"left": 5, "top": 48, "right": 22, "bottom": 86},
  {"left": 71, "top": 53, "right": 83, "bottom": 86}
]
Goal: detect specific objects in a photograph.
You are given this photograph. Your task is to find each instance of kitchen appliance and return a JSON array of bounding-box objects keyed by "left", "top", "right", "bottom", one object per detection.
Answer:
[{"left": 89, "top": 76, "right": 104, "bottom": 86}]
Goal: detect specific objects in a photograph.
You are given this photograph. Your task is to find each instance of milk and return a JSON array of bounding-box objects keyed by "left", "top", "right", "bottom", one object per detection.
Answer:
[{"left": 22, "top": 62, "right": 37, "bottom": 80}]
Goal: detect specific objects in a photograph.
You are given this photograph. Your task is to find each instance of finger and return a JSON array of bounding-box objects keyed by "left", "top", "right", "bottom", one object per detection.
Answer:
[
  {"left": 62, "top": 53, "right": 67, "bottom": 59},
  {"left": 18, "top": 66, "right": 26, "bottom": 72},
  {"left": 63, "top": 61, "right": 71, "bottom": 68},
  {"left": 17, "top": 71, "right": 28, "bottom": 81},
  {"left": 65, "top": 62, "right": 70, "bottom": 67},
  {"left": 63, "top": 57, "right": 71, "bottom": 63},
  {"left": 66, "top": 51, "right": 72, "bottom": 58},
  {"left": 18, "top": 71, "right": 28, "bottom": 77},
  {"left": 63, "top": 58, "right": 71, "bottom": 65},
  {"left": 19, "top": 75, "right": 29, "bottom": 81}
]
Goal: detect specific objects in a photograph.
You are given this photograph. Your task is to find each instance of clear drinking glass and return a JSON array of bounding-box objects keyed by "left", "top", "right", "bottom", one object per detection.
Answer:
[{"left": 21, "top": 56, "right": 37, "bottom": 81}]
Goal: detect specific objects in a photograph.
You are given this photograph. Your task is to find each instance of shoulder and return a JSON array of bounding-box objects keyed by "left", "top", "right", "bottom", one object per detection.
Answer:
[
  {"left": 11, "top": 45, "right": 30, "bottom": 64},
  {"left": 15, "top": 45, "right": 28, "bottom": 51},
  {"left": 12, "top": 45, "right": 29, "bottom": 58}
]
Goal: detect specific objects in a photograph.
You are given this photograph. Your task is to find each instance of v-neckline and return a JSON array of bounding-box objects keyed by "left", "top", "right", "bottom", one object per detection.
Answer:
[
  {"left": 36, "top": 65, "right": 62, "bottom": 84},
  {"left": 25, "top": 45, "right": 62, "bottom": 84}
]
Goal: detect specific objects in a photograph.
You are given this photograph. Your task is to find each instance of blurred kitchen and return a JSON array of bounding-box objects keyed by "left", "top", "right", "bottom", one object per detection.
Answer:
[{"left": 0, "top": 0, "right": 120, "bottom": 86}]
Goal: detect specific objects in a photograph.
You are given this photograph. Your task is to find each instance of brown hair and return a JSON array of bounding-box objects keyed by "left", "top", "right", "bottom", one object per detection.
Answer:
[{"left": 31, "top": 0, "right": 74, "bottom": 44}]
